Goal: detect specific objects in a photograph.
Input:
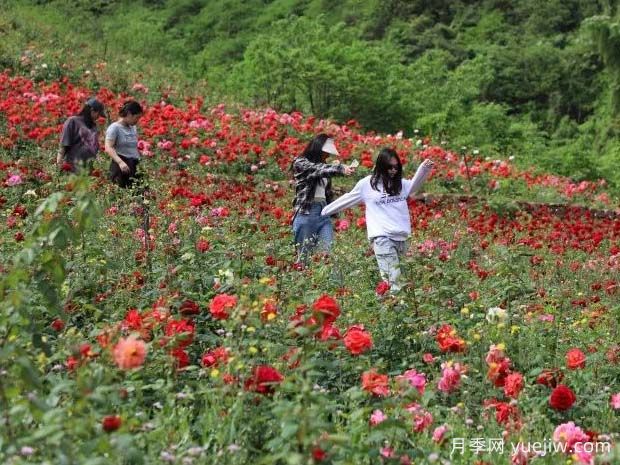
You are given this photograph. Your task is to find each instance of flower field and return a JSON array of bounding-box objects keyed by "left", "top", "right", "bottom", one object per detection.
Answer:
[{"left": 1, "top": 70, "right": 619, "bottom": 465}]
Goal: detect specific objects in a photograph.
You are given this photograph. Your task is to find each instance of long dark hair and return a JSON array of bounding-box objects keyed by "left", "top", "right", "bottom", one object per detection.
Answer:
[
  {"left": 289, "top": 133, "right": 331, "bottom": 171},
  {"left": 301, "top": 133, "right": 331, "bottom": 163},
  {"left": 370, "top": 148, "right": 403, "bottom": 196},
  {"left": 77, "top": 105, "right": 97, "bottom": 129}
]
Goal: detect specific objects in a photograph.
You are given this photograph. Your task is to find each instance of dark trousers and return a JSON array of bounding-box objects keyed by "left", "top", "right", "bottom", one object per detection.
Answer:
[{"left": 110, "top": 156, "right": 141, "bottom": 189}]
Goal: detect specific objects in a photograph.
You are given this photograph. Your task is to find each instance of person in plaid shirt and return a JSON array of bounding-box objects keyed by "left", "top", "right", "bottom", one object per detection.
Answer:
[{"left": 291, "top": 133, "right": 355, "bottom": 264}]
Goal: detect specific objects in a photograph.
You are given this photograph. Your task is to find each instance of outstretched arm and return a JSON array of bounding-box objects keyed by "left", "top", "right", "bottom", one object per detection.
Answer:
[
  {"left": 321, "top": 179, "right": 364, "bottom": 216},
  {"left": 293, "top": 157, "right": 353, "bottom": 180},
  {"left": 407, "top": 159, "right": 434, "bottom": 197}
]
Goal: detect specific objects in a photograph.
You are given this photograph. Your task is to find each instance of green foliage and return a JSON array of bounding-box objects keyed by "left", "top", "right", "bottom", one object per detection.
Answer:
[
  {"left": 233, "top": 16, "right": 408, "bottom": 131},
  {"left": 4, "top": 0, "right": 620, "bottom": 181}
]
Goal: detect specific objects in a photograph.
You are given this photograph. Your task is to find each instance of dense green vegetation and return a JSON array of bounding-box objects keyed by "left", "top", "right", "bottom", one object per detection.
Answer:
[{"left": 3, "top": 0, "right": 620, "bottom": 186}]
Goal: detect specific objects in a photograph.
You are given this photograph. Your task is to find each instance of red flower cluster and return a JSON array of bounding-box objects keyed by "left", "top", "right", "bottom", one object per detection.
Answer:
[{"left": 435, "top": 324, "right": 466, "bottom": 353}]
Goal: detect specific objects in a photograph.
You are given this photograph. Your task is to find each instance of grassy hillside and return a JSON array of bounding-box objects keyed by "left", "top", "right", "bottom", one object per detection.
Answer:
[{"left": 3, "top": 0, "right": 620, "bottom": 187}]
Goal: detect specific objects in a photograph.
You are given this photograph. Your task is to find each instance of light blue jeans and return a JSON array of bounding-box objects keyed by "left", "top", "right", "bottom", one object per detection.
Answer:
[
  {"left": 372, "top": 236, "right": 408, "bottom": 292},
  {"left": 292, "top": 202, "right": 333, "bottom": 263}
]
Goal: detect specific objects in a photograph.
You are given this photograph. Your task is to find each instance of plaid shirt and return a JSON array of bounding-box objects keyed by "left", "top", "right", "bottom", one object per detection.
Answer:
[{"left": 292, "top": 157, "right": 345, "bottom": 215}]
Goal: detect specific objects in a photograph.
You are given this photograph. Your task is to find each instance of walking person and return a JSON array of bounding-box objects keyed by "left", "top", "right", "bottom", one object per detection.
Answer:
[
  {"left": 57, "top": 98, "right": 105, "bottom": 173},
  {"left": 321, "top": 148, "right": 434, "bottom": 292},
  {"left": 105, "top": 100, "right": 144, "bottom": 189},
  {"left": 291, "top": 133, "right": 355, "bottom": 265}
]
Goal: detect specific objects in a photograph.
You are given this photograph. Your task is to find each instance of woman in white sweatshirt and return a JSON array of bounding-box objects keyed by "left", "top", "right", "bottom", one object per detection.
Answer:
[{"left": 321, "top": 148, "right": 434, "bottom": 292}]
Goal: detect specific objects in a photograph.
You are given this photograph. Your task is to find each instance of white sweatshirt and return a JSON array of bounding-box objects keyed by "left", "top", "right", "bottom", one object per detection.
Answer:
[{"left": 321, "top": 163, "right": 432, "bottom": 241}]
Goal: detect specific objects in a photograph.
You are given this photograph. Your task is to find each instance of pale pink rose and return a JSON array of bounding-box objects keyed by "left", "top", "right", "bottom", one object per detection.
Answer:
[
  {"left": 611, "top": 392, "right": 620, "bottom": 409},
  {"left": 369, "top": 409, "right": 387, "bottom": 426},
  {"left": 380, "top": 447, "right": 395, "bottom": 458},
  {"left": 113, "top": 336, "right": 147, "bottom": 370},
  {"left": 422, "top": 353, "right": 435, "bottom": 363},
  {"left": 553, "top": 422, "right": 589, "bottom": 452}
]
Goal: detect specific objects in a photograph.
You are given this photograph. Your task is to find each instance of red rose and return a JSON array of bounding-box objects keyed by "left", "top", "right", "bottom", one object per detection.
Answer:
[
  {"left": 566, "top": 348, "right": 586, "bottom": 370},
  {"left": 209, "top": 294, "right": 237, "bottom": 320},
  {"left": 201, "top": 347, "right": 229, "bottom": 368},
  {"left": 361, "top": 370, "right": 389, "bottom": 396},
  {"left": 549, "top": 384, "right": 576, "bottom": 411},
  {"left": 170, "top": 348, "right": 189, "bottom": 369},
  {"left": 503, "top": 372, "right": 524, "bottom": 398},
  {"left": 375, "top": 281, "right": 390, "bottom": 296},
  {"left": 179, "top": 299, "right": 200, "bottom": 316},
  {"left": 51, "top": 319, "right": 65, "bottom": 332},
  {"left": 312, "top": 447, "right": 327, "bottom": 462},
  {"left": 164, "top": 319, "right": 194, "bottom": 348},
  {"left": 536, "top": 369, "right": 563, "bottom": 388},
  {"left": 318, "top": 324, "right": 341, "bottom": 342},
  {"left": 196, "top": 238, "right": 210, "bottom": 253},
  {"left": 312, "top": 294, "right": 340, "bottom": 324},
  {"left": 102, "top": 415, "right": 122, "bottom": 432},
  {"left": 244, "top": 365, "right": 284, "bottom": 395},
  {"left": 343, "top": 325, "right": 373, "bottom": 355}
]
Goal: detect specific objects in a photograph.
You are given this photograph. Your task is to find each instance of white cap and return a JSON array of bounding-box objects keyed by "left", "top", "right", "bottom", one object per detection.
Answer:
[{"left": 321, "top": 138, "right": 339, "bottom": 156}]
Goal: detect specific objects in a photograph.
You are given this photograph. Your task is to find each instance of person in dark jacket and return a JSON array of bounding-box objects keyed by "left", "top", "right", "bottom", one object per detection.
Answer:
[{"left": 291, "top": 133, "right": 355, "bottom": 264}]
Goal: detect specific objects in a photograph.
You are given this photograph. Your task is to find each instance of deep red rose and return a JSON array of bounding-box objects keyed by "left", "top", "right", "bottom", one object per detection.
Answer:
[
  {"left": 549, "top": 384, "right": 576, "bottom": 411},
  {"left": 244, "top": 365, "right": 284, "bottom": 395},
  {"left": 102, "top": 415, "right": 122, "bottom": 432},
  {"left": 179, "top": 299, "right": 200, "bottom": 316},
  {"left": 312, "top": 447, "right": 327, "bottom": 462},
  {"left": 51, "top": 319, "right": 65, "bottom": 331}
]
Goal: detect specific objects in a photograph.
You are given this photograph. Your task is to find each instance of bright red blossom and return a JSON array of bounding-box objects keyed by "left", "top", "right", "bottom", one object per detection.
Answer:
[
  {"left": 566, "top": 348, "right": 586, "bottom": 370},
  {"left": 343, "top": 325, "right": 373, "bottom": 355},
  {"left": 209, "top": 294, "right": 237, "bottom": 320},
  {"left": 244, "top": 365, "right": 284, "bottom": 395}
]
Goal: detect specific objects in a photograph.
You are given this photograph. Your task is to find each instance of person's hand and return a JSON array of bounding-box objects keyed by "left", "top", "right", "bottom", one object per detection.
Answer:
[
  {"left": 119, "top": 161, "right": 130, "bottom": 174},
  {"left": 421, "top": 159, "right": 434, "bottom": 170},
  {"left": 343, "top": 165, "right": 355, "bottom": 176}
]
